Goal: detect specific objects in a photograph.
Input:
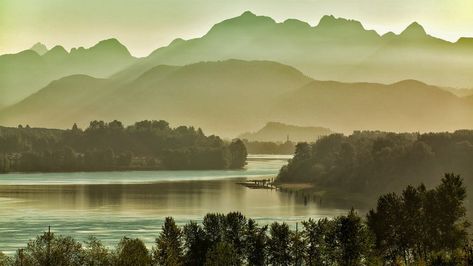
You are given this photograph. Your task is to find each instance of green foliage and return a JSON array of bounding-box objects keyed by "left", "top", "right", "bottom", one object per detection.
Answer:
[
  {"left": 183, "top": 221, "right": 208, "bottom": 266},
  {"left": 83, "top": 236, "right": 111, "bottom": 266},
  {"left": 153, "top": 217, "right": 184, "bottom": 266},
  {"left": 267, "top": 222, "right": 293, "bottom": 265},
  {"left": 229, "top": 139, "right": 248, "bottom": 168},
  {"left": 0, "top": 252, "right": 12, "bottom": 266},
  {"left": 367, "top": 174, "right": 470, "bottom": 264},
  {"left": 337, "top": 209, "right": 373, "bottom": 266},
  {"left": 0, "top": 191, "right": 470, "bottom": 265},
  {"left": 0, "top": 120, "right": 247, "bottom": 172},
  {"left": 113, "top": 237, "right": 150, "bottom": 266},
  {"left": 277, "top": 130, "right": 473, "bottom": 200},
  {"left": 17, "top": 231, "right": 84, "bottom": 266},
  {"left": 204, "top": 241, "right": 240, "bottom": 266},
  {"left": 244, "top": 219, "right": 267, "bottom": 266}
]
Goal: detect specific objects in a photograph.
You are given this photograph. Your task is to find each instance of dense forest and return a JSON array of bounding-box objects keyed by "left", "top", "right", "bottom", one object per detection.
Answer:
[
  {"left": 0, "top": 175, "right": 469, "bottom": 265},
  {"left": 277, "top": 130, "right": 473, "bottom": 205},
  {"left": 243, "top": 140, "right": 295, "bottom": 155},
  {"left": 0, "top": 120, "right": 247, "bottom": 172}
]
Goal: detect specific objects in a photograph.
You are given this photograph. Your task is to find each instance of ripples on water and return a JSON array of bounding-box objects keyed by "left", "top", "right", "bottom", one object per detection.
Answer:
[{"left": 0, "top": 155, "right": 347, "bottom": 253}]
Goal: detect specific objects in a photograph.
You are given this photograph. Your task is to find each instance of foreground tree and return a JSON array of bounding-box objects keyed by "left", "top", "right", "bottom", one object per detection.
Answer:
[
  {"left": 337, "top": 209, "right": 372, "bottom": 266},
  {"left": 267, "top": 222, "right": 293, "bottom": 265},
  {"left": 17, "top": 231, "right": 84, "bottom": 266},
  {"left": 113, "top": 237, "right": 150, "bottom": 266},
  {"left": 224, "top": 212, "right": 247, "bottom": 263},
  {"left": 0, "top": 252, "right": 12, "bottom": 266},
  {"left": 368, "top": 173, "right": 470, "bottom": 264},
  {"left": 244, "top": 219, "right": 267, "bottom": 266},
  {"left": 183, "top": 221, "right": 208, "bottom": 266},
  {"left": 204, "top": 241, "right": 239, "bottom": 266},
  {"left": 83, "top": 236, "right": 110, "bottom": 265},
  {"left": 154, "top": 217, "right": 184, "bottom": 265}
]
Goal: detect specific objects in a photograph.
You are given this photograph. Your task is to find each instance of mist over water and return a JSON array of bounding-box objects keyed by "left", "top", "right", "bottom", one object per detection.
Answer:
[{"left": 0, "top": 155, "right": 347, "bottom": 253}]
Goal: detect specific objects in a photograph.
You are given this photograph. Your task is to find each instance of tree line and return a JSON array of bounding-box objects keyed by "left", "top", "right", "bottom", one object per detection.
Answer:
[
  {"left": 277, "top": 130, "right": 473, "bottom": 203},
  {"left": 242, "top": 140, "right": 295, "bottom": 155},
  {"left": 0, "top": 174, "right": 469, "bottom": 265},
  {"left": 0, "top": 120, "right": 247, "bottom": 172}
]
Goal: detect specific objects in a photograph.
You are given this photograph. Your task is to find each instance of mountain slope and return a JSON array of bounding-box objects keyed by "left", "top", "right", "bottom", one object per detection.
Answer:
[
  {"left": 275, "top": 80, "right": 473, "bottom": 133},
  {"left": 0, "top": 60, "right": 311, "bottom": 136},
  {"left": 2, "top": 59, "right": 473, "bottom": 137}
]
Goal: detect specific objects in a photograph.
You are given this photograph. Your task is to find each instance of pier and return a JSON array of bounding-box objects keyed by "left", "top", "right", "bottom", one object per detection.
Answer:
[{"left": 236, "top": 178, "right": 276, "bottom": 189}]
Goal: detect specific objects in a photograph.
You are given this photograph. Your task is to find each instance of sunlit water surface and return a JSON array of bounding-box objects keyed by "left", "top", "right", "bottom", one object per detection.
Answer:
[{"left": 0, "top": 155, "right": 347, "bottom": 253}]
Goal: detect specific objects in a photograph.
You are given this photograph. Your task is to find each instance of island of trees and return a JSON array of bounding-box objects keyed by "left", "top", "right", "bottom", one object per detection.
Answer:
[
  {"left": 0, "top": 120, "right": 247, "bottom": 172},
  {"left": 0, "top": 174, "right": 470, "bottom": 265},
  {"left": 277, "top": 130, "right": 473, "bottom": 209}
]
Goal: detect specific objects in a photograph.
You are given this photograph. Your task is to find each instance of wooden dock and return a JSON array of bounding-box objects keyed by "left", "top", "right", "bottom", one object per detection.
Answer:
[{"left": 236, "top": 178, "right": 276, "bottom": 189}]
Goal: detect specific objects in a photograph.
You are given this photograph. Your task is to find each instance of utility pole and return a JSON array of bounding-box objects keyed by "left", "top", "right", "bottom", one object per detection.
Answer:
[
  {"left": 295, "top": 222, "right": 301, "bottom": 266},
  {"left": 46, "top": 225, "right": 51, "bottom": 266},
  {"left": 19, "top": 248, "right": 23, "bottom": 266}
]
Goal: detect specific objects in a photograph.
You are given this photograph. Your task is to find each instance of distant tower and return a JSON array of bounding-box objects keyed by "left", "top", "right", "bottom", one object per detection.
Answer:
[{"left": 286, "top": 134, "right": 290, "bottom": 142}]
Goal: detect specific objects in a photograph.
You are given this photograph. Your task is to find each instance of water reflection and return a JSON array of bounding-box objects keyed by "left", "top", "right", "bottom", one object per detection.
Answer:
[{"left": 0, "top": 155, "right": 347, "bottom": 253}]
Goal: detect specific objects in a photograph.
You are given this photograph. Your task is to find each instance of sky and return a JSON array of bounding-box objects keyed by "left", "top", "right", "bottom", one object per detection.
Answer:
[{"left": 1, "top": 0, "right": 472, "bottom": 57}]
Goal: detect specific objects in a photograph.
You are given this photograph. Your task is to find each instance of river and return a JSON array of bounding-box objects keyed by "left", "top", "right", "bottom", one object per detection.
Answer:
[{"left": 0, "top": 155, "right": 348, "bottom": 253}]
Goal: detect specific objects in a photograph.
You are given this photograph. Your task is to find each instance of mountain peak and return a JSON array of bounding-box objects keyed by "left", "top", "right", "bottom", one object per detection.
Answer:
[
  {"left": 92, "top": 38, "right": 127, "bottom": 50},
  {"left": 206, "top": 11, "right": 275, "bottom": 35},
  {"left": 400, "top": 22, "right": 427, "bottom": 37},
  {"left": 43, "top": 45, "right": 68, "bottom": 57},
  {"left": 30, "top": 42, "right": 48, "bottom": 55},
  {"left": 70, "top": 38, "right": 132, "bottom": 57},
  {"left": 316, "top": 15, "right": 364, "bottom": 31},
  {"left": 241, "top": 10, "right": 256, "bottom": 17}
]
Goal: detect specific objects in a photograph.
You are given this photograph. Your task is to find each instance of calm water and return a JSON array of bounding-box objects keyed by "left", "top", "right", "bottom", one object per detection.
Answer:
[{"left": 0, "top": 155, "right": 347, "bottom": 253}]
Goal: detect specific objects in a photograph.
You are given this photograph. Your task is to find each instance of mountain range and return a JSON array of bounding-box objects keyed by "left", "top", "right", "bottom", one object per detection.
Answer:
[
  {"left": 1, "top": 11, "right": 473, "bottom": 136},
  {"left": 1, "top": 59, "right": 473, "bottom": 137},
  {"left": 111, "top": 11, "right": 473, "bottom": 88},
  {"left": 0, "top": 38, "right": 136, "bottom": 106}
]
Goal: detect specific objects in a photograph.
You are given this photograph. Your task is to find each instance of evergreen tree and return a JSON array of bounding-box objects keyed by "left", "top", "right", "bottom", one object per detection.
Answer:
[
  {"left": 183, "top": 221, "right": 208, "bottom": 266},
  {"left": 114, "top": 237, "right": 150, "bottom": 266},
  {"left": 245, "top": 219, "right": 267, "bottom": 266},
  {"left": 154, "top": 217, "right": 184, "bottom": 266},
  {"left": 204, "top": 241, "right": 240, "bottom": 266},
  {"left": 267, "top": 222, "right": 293, "bottom": 265}
]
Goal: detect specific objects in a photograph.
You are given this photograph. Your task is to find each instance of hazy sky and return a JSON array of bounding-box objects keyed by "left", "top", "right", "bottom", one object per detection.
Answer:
[{"left": 1, "top": 0, "right": 472, "bottom": 57}]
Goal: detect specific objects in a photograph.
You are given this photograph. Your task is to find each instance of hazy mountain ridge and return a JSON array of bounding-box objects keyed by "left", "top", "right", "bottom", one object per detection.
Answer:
[
  {"left": 111, "top": 11, "right": 473, "bottom": 89},
  {"left": 3, "top": 11, "right": 473, "bottom": 108},
  {"left": 0, "top": 60, "right": 312, "bottom": 136},
  {"left": 2, "top": 60, "right": 473, "bottom": 137},
  {"left": 0, "top": 38, "right": 136, "bottom": 107},
  {"left": 275, "top": 79, "right": 472, "bottom": 132},
  {"left": 29, "top": 42, "right": 48, "bottom": 55},
  {"left": 239, "top": 122, "right": 333, "bottom": 142}
]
